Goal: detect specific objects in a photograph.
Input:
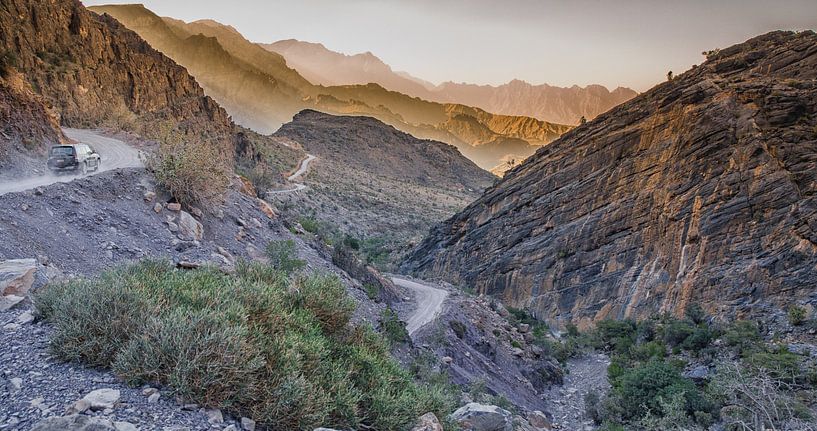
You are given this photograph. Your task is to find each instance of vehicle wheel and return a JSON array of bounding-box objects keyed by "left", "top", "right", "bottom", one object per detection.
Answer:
[{"left": 80, "top": 162, "right": 88, "bottom": 175}]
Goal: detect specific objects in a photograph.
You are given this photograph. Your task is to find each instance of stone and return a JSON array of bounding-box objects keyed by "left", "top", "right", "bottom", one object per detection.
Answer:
[
  {"left": 0, "top": 258, "right": 37, "bottom": 296},
  {"left": 17, "top": 311, "right": 34, "bottom": 324},
  {"left": 81, "top": 388, "right": 120, "bottom": 411},
  {"left": 142, "top": 387, "right": 158, "bottom": 396},
  {"left": 66, "top": 399, "right": 91, "bottom": 414},
  {"left": 167, "top": 221, "right": 179, "bottom": 233},
  {"left": 3, "top": 322, "right": 20, "bottom": 331},
  {"left": 143, "top": 191, "right": 156, "bottom": 202},
  {"left": 527, "top": 411, "right": 552, "bottom": 430},
  {"left": 449, "top": 403, "right": 513, "bottom": 431},
  {"left": 153, "top": 203, "right": 163, "bottom": 213},
  {"left": 147, "top": 392, "right": 160, "bottom": 403},
  {"left": 206, "top": 408, "right": 223, "bottom": 424},
  {"left": 512, "top": 347, "right": 524, "bottom": 357},
  {"left": 190, "top": 207, "right": 203, "bottom": 218},
  {"left": 34, "top": 187, "right": 44, "bottom": 196},
  {"left": 412, "top": 412, "right": 443, "bottom": 431},
  {"left": 31, "top": 415, "right": 116, "bottom": 431},
  {"left": 518, "top": 323, "right": 530, "bottom": 333},
  {"left": 166, "top": 203, "right": 182, "bottom": 212},
  {"left": 442, "top": 356, "right": 453, "bottom": 364},
  {"left": 114, "top": 422, "right": 138, "bottom": 431},
  {"left": 177, "top": 211, "right": 204, "bottom": 241},
  {"left": 684, "top": 365, "right": 710, "bottom": 381},
  {"left": 240, "top": 418, "right": 256, "bottom": 431},
  {"left": 8, "top": 377, "right": 23, "bottom": 391},
  {"left": 0, "top": 294, "right": 24, "bottom": 311},
  {"left": 257, "top": 199, "right": 276, "bottom": 219}
]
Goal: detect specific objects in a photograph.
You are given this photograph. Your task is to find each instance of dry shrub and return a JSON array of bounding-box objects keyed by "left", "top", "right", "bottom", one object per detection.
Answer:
[{"left": 146, "top": 123, "right": 230, "bottom": 208}]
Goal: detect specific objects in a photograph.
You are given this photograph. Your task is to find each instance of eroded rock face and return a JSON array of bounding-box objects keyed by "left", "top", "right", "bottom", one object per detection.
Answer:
[
  {"left": 404, "top": 31, "right": 817, "bottom": 326},
  {"left": 0, "top": 0, "right": 233, "bottom": 153}
]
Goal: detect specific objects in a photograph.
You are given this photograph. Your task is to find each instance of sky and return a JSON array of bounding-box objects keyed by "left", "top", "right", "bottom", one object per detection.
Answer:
[{"left": 82, "top": 0, "right": 817, "bottom": 92}]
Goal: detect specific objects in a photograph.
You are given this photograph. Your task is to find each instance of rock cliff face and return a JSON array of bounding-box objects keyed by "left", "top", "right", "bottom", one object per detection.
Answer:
[
  {"left": 0, "top": 0, "right": 233, "bottom": 151},
  {"left": 404, "top": 31, "right": 817, "bottom": 326}
]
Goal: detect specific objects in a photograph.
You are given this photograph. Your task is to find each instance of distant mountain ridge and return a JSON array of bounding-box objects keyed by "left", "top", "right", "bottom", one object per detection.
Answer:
[
  {"left": 89, "top": 4, "right": 572, "bottom": 171},
  {"left": 262, "top": 39, "right": 637, "bottom": 125}
]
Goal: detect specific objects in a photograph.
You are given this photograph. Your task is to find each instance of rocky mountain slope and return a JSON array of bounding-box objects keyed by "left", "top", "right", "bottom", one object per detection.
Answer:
[
  {"left": 262, "top": 39, "right": 637, "bottom": 125},
  {"left": 263, "top": 39, "right": 433, "bottom": 97},
  {"left": 432, "top": 80, "right": 638, "bottom": 125},
  {"left": 266, "top": 110, "right": 495, "bottom": 259},
  {"left": 404, "top": 31, "right": 817, "bottom": 327},
  {"left": 0, "top": 71, "right": 65, "bottom": 176},
  {"left": 0, "top": 0, "right": 234, "bottom": 153},
  {"left": 88, "top": 4, "right": 571, "bottom": 171}
]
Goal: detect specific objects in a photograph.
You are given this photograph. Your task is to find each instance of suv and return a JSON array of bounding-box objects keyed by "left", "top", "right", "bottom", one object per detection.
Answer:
[{"left": 47, "top": 144, "right": 101, "bottom": 174}]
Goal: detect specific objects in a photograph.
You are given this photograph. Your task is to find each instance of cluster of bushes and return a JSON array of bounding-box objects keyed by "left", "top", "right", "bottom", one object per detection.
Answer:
[
  {"left": 291, "top": 215, "right": 396, "bottom": 270},
  {"left": 572, "top": 307, "right": 817, "bottom": 430},
  {"left": 36, "top": 253, "right": 455, "bottom": 430}
]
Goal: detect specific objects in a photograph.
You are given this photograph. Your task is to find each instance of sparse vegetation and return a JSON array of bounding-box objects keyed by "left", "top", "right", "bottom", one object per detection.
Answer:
[
  {"left": 558, "top": 307, "right": 817, "bottom": 430},
  {"left": 380, "top": 308, "right": 410, "bottom": 345},
  {"left": 145, "top": 123, "right": 231, "bottom": 209},
  {"left": 788, "top": 304, "right": 807, "bottom": 326},
  {"left": 36, "top": 260, "right": 451, "bottom": 430},
  {"left": 265, "top": 239, "right": 306, "bottom": 275}
]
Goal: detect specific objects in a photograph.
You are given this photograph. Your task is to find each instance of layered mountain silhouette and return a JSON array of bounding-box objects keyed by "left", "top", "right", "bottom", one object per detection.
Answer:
[
  {"left": 404, "top": 31, "right": 817, "bottom": 326},
  {"left": 89, "top": 4, "right": 572, "bottom": 171},
  {"left": 263, "top": 39, "right": 637, "bottom": 125}
]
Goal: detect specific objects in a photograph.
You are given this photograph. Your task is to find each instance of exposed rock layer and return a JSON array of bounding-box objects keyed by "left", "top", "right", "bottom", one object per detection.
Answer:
[{"left": 404, "top": 31, "right": 817, "bottom": 326}]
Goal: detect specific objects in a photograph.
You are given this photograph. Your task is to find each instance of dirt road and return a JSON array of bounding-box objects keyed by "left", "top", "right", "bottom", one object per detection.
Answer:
[
  {"left": 267, "top": 154, "right": 316, "bottom": 195},
  {"left": 391, "top": 276, "right": 449, "bottom": 335},
  {"left": 0, "top": 129, "right": 142, "bottom": 195}
]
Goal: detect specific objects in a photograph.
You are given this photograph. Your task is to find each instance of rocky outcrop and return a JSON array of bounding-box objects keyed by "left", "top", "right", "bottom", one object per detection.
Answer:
[
  {"left": 450, "top": 403, "right": 513, "bottom": 431},
  {"left": 0, "top": 0, "right": 234, "bottom": 153},
  {"left": 404, "top": 31, "right": 817, "bottom": 326}
]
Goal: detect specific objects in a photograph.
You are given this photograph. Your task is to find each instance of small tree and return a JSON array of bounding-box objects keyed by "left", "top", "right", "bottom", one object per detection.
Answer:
[
  {"left": 580, "top": 116, "right": 587, "bottom": 125},
  {"left": 667, "top": 71, "right": 674, "bottom": 81},
  {"left": 787, "top": 305, "right": 807, "bottom": 326},
  {"left": 145, "top": 123, "right": 230, "bottom": 208}
]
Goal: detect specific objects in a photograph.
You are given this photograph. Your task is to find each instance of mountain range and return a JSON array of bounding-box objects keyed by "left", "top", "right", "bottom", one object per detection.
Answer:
[
  {"left": 89, "top": 4, "right": 576, "bottom": 171},
  {"left": 404, "top": 30, "right": 817, "bottom": 327},
  {"left": 263, "top": 39, "right": 638, "bottom": 125}
]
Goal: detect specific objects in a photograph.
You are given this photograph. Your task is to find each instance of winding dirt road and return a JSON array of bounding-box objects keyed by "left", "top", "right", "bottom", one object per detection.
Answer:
[
  {"left": 391, "top": 276, "right": 449, "bottom": 336},
  {"left": 267, "top": 154, "right": 316, "bottom": 194},
  {"left": 0, "top": 128, "right": 142, "bottom": 195}
]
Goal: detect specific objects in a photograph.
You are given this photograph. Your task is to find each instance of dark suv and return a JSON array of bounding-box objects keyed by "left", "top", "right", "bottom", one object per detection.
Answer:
[{"left": 47, "top": 144, "right": 101, "bottom": 174}]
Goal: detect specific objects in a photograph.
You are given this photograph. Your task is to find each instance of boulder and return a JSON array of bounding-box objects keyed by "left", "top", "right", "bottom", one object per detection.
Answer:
[
  {"left": 0, "top": 294, "right": 24, "bottom": 311},
  {"left": 526, "top": 411, "right": 552, "bottom": 430},
  {"left": 177, "top": 211, "right": 204, "bottom": 241},
  {"left": 32, "top": 415, "right": 116, "bottom": 431},
  {"left": 450, "top": 403, "right": 513, "bottom": 431},
  {"left": 0, "top": 258, "right": 37, "bottom": 296},
  {"left": 240, "top": 417, "right": 256, "bottom": 431},
  {"left": 166, "top": 203, "right": 182, "bottom": 211},
  {"left": 412, "top": 412, "right": 444, "bottom": 431},
  {"left": 81, "top": 388, "right": 120, "bottom": 411}
]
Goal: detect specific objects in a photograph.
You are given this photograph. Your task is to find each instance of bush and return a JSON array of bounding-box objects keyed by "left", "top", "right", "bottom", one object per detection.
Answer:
[
  {"left": 585, "top": 390, "right": 604, "bottom": 424},
  {"left": 684, "top": 304, "right": 707, "bottom": 324},
  {"left": 37, "top": 260, "right": 440, "bottom": 430},
  {"left": 380, "top": 308, "right": 409, "bottom": 344},
  {"left": 612, "top": 360, "right": 710, "bottom": 421},
  {"left": 788, "top": 305, "right": 807, "bottom": 326},
  {"left": 145, "top": 124, "right": 230, "bottom": 209},
  {"left": 265, "top": 239, "right": 306, "bottom": 274},
  {"left": 663, "top": 320, "right": 695, "bottom": 347},
  {"left": 723, "top": 320, "right": 762, "bottom": 356}
]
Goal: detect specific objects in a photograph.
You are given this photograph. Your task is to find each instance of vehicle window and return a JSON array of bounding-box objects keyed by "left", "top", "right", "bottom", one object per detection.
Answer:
[{"left": 50, "top": 147, "right": 75, "bottom": 156}]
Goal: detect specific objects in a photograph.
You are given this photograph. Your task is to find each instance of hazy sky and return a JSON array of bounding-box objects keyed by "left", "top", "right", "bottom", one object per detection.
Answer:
[{"left": 82, "top": 0, "right": 817, "bottom": 91}]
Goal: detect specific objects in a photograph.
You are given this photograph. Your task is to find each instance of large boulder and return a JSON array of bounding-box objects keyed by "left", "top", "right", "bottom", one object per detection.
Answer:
[
  {"left": 0, "top": 258, "right": 36, "bottom": 296},
  {"left": 450, "top": 403, "right": 513, "bottom": 431},
  {"left": 177, "top": 210, "right": 204, "bottom": 241},
  {"left": 31, "top": 415, "right": 116, "bottom": 431},
  {"left": 81, "top": 388, "right": 120, "bottom": 411}
]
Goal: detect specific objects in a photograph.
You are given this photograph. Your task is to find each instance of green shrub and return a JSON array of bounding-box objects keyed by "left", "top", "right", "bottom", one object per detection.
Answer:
[
  {"left": 380, "top": 308, "right": 409, "bottom": 344},
  {"left": 680, "top": 327, "right": 712, "bottom": 352},
  {"left": 298, "top": 216, "right": 322, "bottom": 235},
  {"left": 450, "top": 320, "right": 466, "bottom": 339},
  {"left": 788, "top": 305, "right": 807, "bottom": 326},
  {"left": 684, "top": 304, "right": 707, "bottom": 324},
  {"left": 362, "top": 283, "right": 380, "bottom": 301},
  {"left": 145, "top": 124, "right": 230, "bottom": 208},
  {"left": 265, "top": 239, "right": 306, "bottom": 274},
  {"left": 37, "top": 260, "right": 440, "bottom": 430},
  {"left": 585, "top": 390, "right": 604, "bottom": 424},
  {"left": 596, "top": 319, "right": 637, "bottom": 349},
  {"left": 663, "top": 320, "right": 695, "bottom": 347},
  {"left": 723, "top": 320, "right": 762, "bottom": 356},
  {"left": 612, "top": 360, "right": 710, "bottom": 421}
]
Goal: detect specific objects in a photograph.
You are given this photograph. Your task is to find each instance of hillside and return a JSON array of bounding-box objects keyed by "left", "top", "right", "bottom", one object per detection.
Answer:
[
  {"left": 266, "top": 110, "right": 495, "bottom": 261},
  {"left": 262, "top": 39, "right": 637, "bottom": 125},
  {"left": 404, "top": 31, "right": 817, "bottom": 327},
  {"left": 0, "top": 0, "right": 234, "bottom": 153},
  {"left": 88, "top": 4, "right": 572, "bottom": 171}
]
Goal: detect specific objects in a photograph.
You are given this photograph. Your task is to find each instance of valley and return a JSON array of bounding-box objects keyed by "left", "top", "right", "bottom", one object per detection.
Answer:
[{"left": 0, "top": 0, "right": 816, "bottom": 430}]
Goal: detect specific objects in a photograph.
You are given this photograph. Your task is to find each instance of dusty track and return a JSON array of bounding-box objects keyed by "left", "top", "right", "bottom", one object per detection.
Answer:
[
  {"left": 391, "top": 276, "right": 448, "bottom": 336},
  {"left": 0, "top": 128, "right": 142, "bottom": 195}
]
